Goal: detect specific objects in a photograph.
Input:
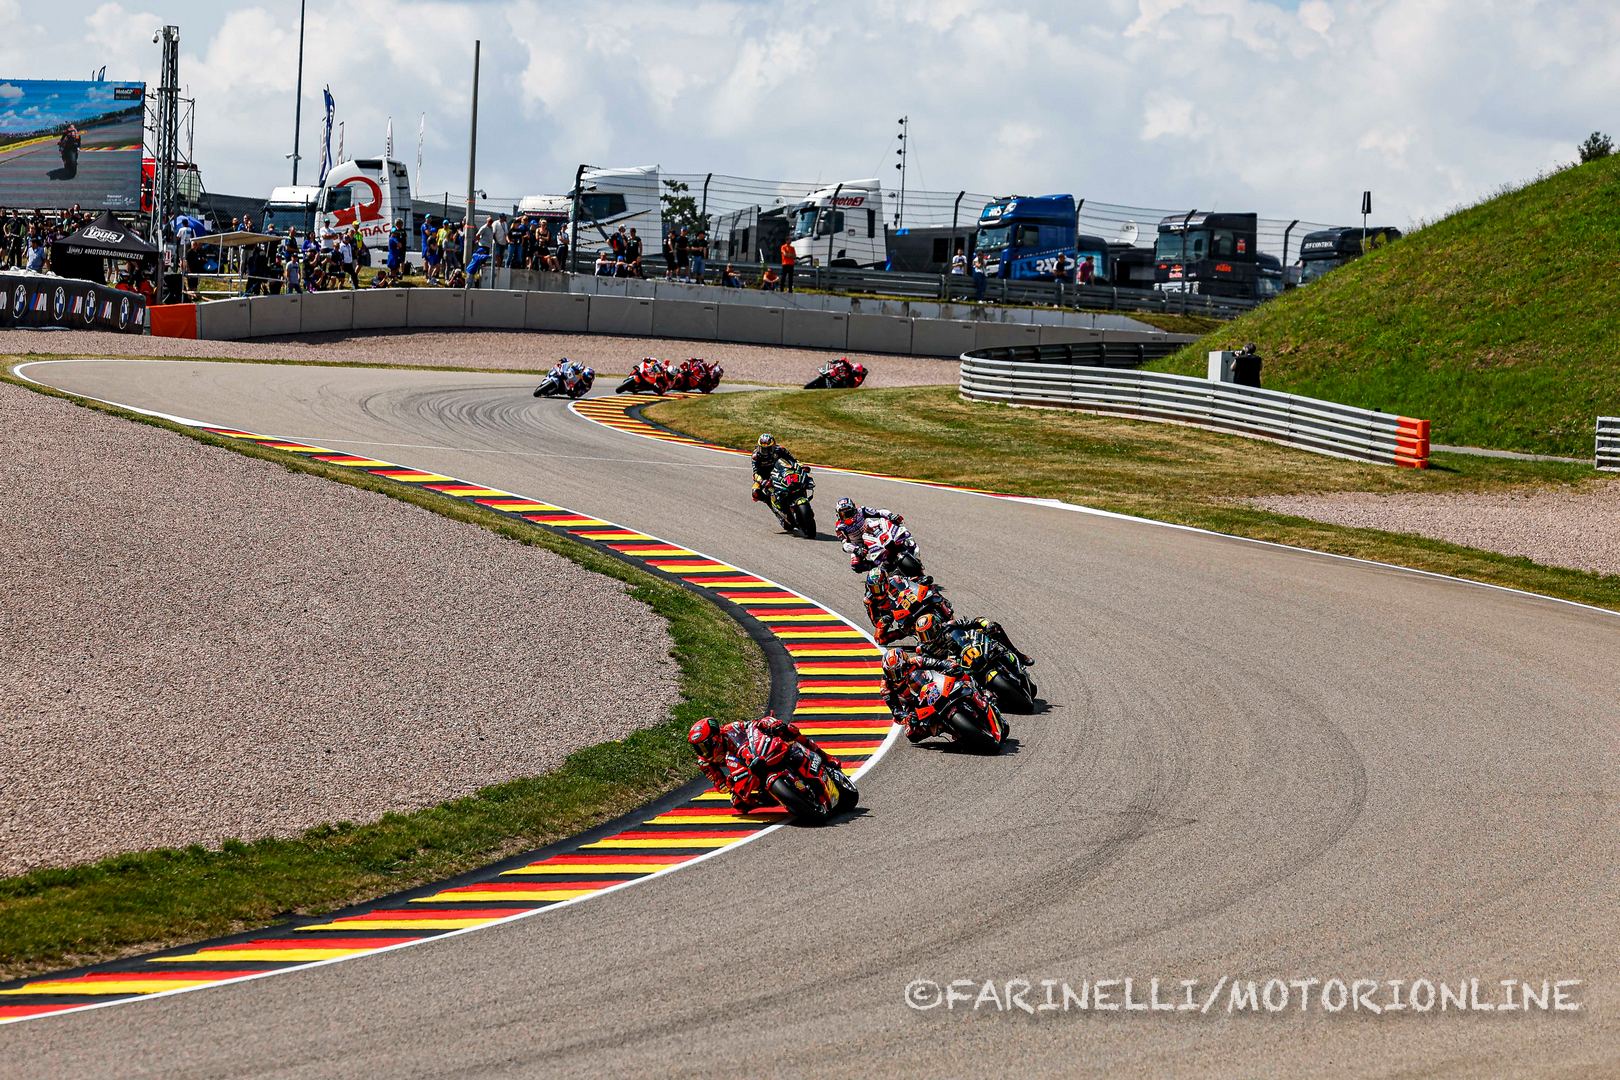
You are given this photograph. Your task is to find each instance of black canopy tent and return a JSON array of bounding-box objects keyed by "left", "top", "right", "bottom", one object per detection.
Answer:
[{"left": 50, "top": 212, "right": 159, "bottom": 284}]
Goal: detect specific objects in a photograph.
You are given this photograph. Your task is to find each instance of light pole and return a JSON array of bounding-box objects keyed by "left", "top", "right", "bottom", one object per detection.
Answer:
[
  {"left": 893, "top": 116, "right": 908, "bottom": 228},
  {"left": 291, "top": 0, "right": 306, "bottom": 184},
  {"left": 464, "top": 39, "right": 481, "bottom": 266}
]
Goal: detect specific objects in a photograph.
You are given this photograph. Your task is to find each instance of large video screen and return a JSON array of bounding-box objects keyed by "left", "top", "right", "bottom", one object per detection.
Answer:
[{"left": 0, "top": 79, "right": 145, "bottom": 211}]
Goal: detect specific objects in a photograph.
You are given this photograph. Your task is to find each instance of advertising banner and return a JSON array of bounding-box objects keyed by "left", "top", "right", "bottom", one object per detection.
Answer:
[
  {"left": 0, "top": 272, "right": 147, "bottom": 333},
  {"left": 0, "top": 79, "right": 145, "bottom": 210}
]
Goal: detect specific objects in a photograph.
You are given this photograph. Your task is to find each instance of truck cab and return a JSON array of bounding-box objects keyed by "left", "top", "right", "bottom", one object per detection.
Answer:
[
  {"left": 262, "top": 185, "right": 319, "bottom": 237},
  {"left": 788, "top": 179, "right": 884, "bottom": 268},
  {"left": 974, "top": 194, "right": 1079, "bottom": 280},
  {"left": 569, "top": 165, "right": 662, "bottom": 253},
  {"left": 316, "top": 158, "right": 413, "bottom": 252},
  {"left": 1153, "top": 211, "right": 1259, "bottom": 299},
  {"left": 1297, "top": 225, "right": 1401, "bottom": 284}
]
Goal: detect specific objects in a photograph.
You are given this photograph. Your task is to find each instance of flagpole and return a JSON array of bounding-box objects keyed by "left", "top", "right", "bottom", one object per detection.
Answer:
[
  {"left": 290, "top": 0, "right": 306, "bottom": 184},
  {"left": 416, "top": 113, "right": 424, "bottom": 200}
]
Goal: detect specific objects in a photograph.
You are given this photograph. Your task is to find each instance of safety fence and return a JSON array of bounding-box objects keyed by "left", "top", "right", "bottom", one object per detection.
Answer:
[
  {"left": 150, "top": 289, "right": 1188, "bottom": 361},
  {"left": 959, "top": 347, "right": 1431, "bottom": 468},
  {"left": 1598, "top": 417, "right": 1620, "bottom": 471}
]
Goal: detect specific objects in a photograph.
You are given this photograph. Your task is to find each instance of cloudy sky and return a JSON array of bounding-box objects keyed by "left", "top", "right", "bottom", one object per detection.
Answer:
[{"left": 3, "top": 0, "right": 1616, "bottom": 227}]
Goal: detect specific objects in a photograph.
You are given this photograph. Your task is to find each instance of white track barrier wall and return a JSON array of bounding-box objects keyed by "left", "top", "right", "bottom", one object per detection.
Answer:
[
  {"left": 1598, "top": 417, "right": 1620, "bottom": 472},
  {"left": 202, "top": 290, "right": 1189, "bottom": 358},
  {"left": 959, "top": 350, "right": 1432, "bottom": 467}
]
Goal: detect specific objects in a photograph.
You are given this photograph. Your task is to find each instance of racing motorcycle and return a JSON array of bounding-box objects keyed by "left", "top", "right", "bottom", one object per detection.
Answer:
[
  {"left": 614, "top": 357, "right": 673, "bottom": 395},
  {"left": 887, "top": 576, "right": 954, "bottom": 639},
  {"left": 736, "top": 726, "right": 859, "bottom": 823},
  {"left": 852, "top": 519, "right": 925, "bottom": 578},
  {"left": 671, "top": 358, "right": 724, "bottom": 394},
  {"left": 764, "top": 460, "right": 816, "bottom": 538},
  {"left": 945, "top": 624, "right": 1037, "bottom": 714},
  {"left": 58, "top": 128, "right": 81, "bottom": 179},
  {"left": 908, "top": 667, "right": 1008, "bottom": 754},
  {"left": 533, "top": 362, "right": 596, "bottom": 399},
  {"left": 804, "top": 359, "right": 867, "bottom": 390}
]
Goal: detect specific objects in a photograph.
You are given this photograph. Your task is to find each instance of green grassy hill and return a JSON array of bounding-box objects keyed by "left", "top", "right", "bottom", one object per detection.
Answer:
[{"left": 1150, "top": 154, "right": 1620, "bottom": 456}]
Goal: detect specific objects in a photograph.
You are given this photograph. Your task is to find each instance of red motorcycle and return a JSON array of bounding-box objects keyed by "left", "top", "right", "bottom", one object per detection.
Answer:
[
  {"left": 735, "top": 726, "right": 859, "bottom": 824},
  {"left": 671, "top": 358, "right": 724, "bottom": 394},
  {"left": 887, "top": 576, "right": 953, "bottom": 639},
  {"left": 908, "top": 668, "right": 1008, "bottom": 753},
  {"left": 805, "top": 358, "right": 867, "bottom": 390},
  {"left": 615, "top": 357, "right": 674, "bottom": 395}
]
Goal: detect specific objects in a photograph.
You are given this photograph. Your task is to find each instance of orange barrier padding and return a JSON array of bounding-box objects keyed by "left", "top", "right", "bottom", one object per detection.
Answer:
[
  {"left": 148, "top": 303, "right": 198, "bottom": 339},
  {"left": 1394, "top": 416, "right": 1431, "bottom": 467}
]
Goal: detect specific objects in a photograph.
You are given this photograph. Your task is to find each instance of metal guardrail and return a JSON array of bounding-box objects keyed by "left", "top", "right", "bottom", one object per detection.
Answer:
[
  {"left": 1598, "top": 417, "right": 1620, "bottom": 471},
  {"left": 959, "top": 348, "right": 1431, "bottom": 468},
  {"left": 966, "top": 339, "right": 1185, "bottom": 370}
]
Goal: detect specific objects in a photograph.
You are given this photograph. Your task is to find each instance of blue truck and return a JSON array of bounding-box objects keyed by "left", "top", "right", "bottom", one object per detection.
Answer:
[{"left": 973, "top": 194, "right": 1110, "bottom": 281}]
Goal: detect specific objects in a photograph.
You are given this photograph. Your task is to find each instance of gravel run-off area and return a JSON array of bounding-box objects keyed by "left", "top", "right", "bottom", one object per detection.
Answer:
[
  {"left": 1251, "top": 484, "right": 1620, "bottom": 577},
  {"left": 0, "top": 327, "right": 963, "bottom": 387},
  {"left": 0, "top": 379, "right": 680, "bottom": 876}
]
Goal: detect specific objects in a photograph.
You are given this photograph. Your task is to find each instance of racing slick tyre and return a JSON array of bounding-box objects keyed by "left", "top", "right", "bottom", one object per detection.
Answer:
[
  {"left": 830, "top": 769, "right": 860, "bottom": 814},
  {"left": 804, "top": 374, "right": 831, "bottom": 390},
  {"left": 768, "top": 775, "right": 831, "bottom": 824},
  {"left": 986, "top": 671, "right": 1035, "bottom": 714},
  {"left": 614, "top": 376, "right": 639, "bottom": 394},
  {"left": 894, "top": 551, "right": 925, "bottom": 579},
  {"left": 945, "top": 704, "right": 1006, "bottom": 755},
  {"left": 791, "top": 502, "right": 817, "bottom": 539}
]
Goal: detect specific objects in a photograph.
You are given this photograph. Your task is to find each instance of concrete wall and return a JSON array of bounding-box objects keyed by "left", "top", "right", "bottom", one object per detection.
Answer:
[
  {"left": 353, "top": 289, "right": 409, "bottom": 329},
  {"left": 846, "top": 313, "right": 914, "bottom": 355},
  {"left": 718, "top": 304, "right": 785, "bottom": 346},
  {"left": 589, "top": 295, "right": 655, "bottom": 336},
  {"left": 526, "top": 292, "right": 590, "bottom": 332},
  {"left": 407, "top": 288, "right": 466, "bottom": 328},
  {"left": 465, "top": 289, "right": 527, "bottom": 329},
  {"left": 783, "top": 309, "right": 848, "bottom": 351},
  {"left": 972, "top": 322, "right": 1044, "bottom": 352},
  {"left": 300, "top": 291, "right": 354, "bottom": 334},
  {"left": 247, "top": 294, "right": 301, "bottom": 337},
  {"left": 651, "top": 299, "right": 719, "bottom": 341},
  {"left": 910, "top": 320, "right": 977, "bottom": 359},
  {"left": 194, "top": 298, "right": 249, "bottom": 340}
]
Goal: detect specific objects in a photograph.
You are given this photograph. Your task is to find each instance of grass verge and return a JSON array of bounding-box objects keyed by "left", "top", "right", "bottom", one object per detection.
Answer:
[
  {"left": 0, "top": 368, "right": 768, "bottom": 982},
  {"left": 649, "top": 385, "right": 1620, "bottom": 611}
]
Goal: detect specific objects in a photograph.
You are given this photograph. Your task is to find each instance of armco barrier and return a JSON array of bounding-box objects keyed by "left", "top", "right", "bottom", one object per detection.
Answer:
[
  {"left": 589, "top": 295, "right": 655, "bottom": 336},
  {"left": 300, "top": 290, "right": 354, "bottom": 334},
  {"left": 1598, "top": 417, "right": 1620, "bottom": 472},
  {"left": 782, "top": 309, "right": 848, "bottom": 350},
  {"left": 960, "top": 346, "right": 1431, "bottom": 468},
  {"left": 353, "top": 289, "right": 408, "bottom": 329},
  {"left": 526, "top": 291, "right": 589, "bottom": 331},
  {"left": 465, "top": 289, "right": 526, "bottom": 329}
]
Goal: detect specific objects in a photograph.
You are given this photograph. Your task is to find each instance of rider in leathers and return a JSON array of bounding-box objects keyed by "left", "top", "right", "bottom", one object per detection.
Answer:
[
  {"left": 751, "top": 434, "right": 802, "bottom": 504},
  {"left": 834, "top": 499, "right": 906, "bottom": 571},
  {"left": 915, "top": 612, "right": 1036, "bottom": 667},
  {"left": 862, "top": 568, "right": 907, "bottom": 644},
  {"left": 687, "top": 714, "right": 834, "bottom": 811},
  {"left": 881, "top": 648, "right": 963, "bottom": 742}
]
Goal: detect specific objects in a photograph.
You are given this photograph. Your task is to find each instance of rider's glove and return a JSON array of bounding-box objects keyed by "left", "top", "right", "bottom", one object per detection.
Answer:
[{"left": 890, "top": 513, "right": 903, "bottom": 525}]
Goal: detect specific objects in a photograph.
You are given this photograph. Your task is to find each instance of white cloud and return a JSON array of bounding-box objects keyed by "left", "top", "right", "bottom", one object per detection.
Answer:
[
  {"left": 0, "top": 83, "right": 21, "bottom": 101},
  {"left": 0, "top": 0, "right": 1615, "bottom": 229}
]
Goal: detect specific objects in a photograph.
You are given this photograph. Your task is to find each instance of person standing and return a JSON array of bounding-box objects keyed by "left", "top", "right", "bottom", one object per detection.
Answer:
[
  {"left": 1079, "top": 254, "right": 1096, "bottom": 286},
  {"left": 492, "top": 213, "right": 509, "bottom": 268},
  {"left": 779, "top": 237, "right": 797, "bottom": 293},
  {"left": 972, "top": 251, "right": 988, "bottom": 302},
  {"left": 1052, "top": 251, "right": 1070, "bottom": 307},
  {"left": 950, "top": 246, "right": 967, "bottom": 275},
  {"left": 688, "top": 225, "right": 707, "bottom": 284},
  {"left": 1232, "top": 342, "right": 1263, "bottom": 388}
]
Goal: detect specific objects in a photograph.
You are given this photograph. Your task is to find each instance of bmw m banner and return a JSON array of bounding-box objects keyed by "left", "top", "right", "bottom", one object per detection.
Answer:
[{"left": 0, "top": 273, "right": 147, "bottom": 333}]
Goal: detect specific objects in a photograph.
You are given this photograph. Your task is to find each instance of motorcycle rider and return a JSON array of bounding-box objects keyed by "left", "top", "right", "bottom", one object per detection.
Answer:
[
  {"left": 638, "top": 356, "right": 673, "bottom": 394},
  {"left": 914, "top": 612, "right": 1035, "bottom": 667},
  {"left": 687, "top": 714, "right": 838, "bottom": 811},
  {"left": 880, "top": 648, "right": 963, "bottom": 742},
  {"left": 835, "top": 497, "right": 907, "bottom": 571},
  {"left": 862, "top": 568, "right": 909, "bottom": 645},
  {"left": 751, "top": 433, "right": 802, "bottom": 505},
  {"left": 550, "top": 357, "right": 591, "bottom": 394}
]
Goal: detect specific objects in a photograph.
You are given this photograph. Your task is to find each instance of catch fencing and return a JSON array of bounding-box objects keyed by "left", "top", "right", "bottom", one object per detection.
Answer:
[
  {"left": 1598, "top": 417, "right": 1620, "bottom": 471},
  {"left": 959, "top": 346, "right": 1431, "bottom": 468}
]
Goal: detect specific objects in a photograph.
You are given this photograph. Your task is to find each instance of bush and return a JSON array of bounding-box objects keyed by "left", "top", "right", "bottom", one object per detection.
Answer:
[{"left": 1578, "top": 131, "right": 1613, "bottom": 163}]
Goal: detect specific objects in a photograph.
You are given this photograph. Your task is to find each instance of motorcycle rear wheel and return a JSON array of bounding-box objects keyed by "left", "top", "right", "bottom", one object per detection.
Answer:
[{"left": 893, "top": 551, "right": 925, "bottom": 578}]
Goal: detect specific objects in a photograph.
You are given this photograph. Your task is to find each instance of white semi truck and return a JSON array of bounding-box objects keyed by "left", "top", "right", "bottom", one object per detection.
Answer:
[{"left": 787, "top": 179, "right": 885, "bottom": 268}]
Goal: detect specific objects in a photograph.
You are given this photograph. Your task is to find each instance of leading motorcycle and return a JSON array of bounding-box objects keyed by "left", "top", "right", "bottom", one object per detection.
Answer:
[
  {"left": 763, "top": 460, "right": 816, "bottom": 538},
  {"left": 736, "top": 727, "right": 859, "bottom": 823},
  {"left": 533, "top": 362, "right": 596, "bottom": 399}
]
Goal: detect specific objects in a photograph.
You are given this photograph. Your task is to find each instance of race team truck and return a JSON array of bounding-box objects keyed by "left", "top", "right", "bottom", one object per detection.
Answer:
[
  {"left": 261, "top": 185, "right": 319, "bottom": 236},
  {"left": 788, "top": 179, "right": 885, "bottom": 268},
  {"left": 973, "top": 194, "right": 1111, "bottom": 280},
  {"left": 313, "top": 158, "right": 414, "bottom": 254},
  {"left": 1153, "top": 211, "right": 1259, "bottom": 299},
  {"left": 1296, "top": 225, "right": 1402, "bottom": 285}
]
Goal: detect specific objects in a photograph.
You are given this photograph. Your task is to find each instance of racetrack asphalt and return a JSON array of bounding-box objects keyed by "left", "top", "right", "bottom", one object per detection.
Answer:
[{"left": 5, "top": 359, "right": 1617, "bottom": 1078}]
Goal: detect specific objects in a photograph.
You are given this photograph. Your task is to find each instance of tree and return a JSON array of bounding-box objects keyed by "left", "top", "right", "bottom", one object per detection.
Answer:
[
  {"left": 660, "top": 179, "right": 705, "bottom": 236},
  {"left": 1578, "top": 131, "right": 1613, "bottom": 163}
]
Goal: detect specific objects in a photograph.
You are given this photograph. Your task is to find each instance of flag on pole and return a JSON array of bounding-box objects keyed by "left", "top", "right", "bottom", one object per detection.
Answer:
[
  {"left": 337, "top": 121, "right": 345, "bottom": 164},
  {"left": 416, "top": 112, "right": 425, "bottom": 199},
  {"left": 385, "top": 116, "right": 394, "bottom": 161},
  {"left": 318, "top": 85, "right": 335, "bottom": 184}
]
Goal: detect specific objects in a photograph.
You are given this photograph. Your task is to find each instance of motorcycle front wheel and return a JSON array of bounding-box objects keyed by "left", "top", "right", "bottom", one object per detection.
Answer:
[
  {"left": 986, "top": 670, "right": 1035, "bottom": 714},
  {"left": 614, "top": 376, "right": 638, "bottom": 394},
  {"left": 769, "top": 775, "right": 831, "bottom": 823},
  {"left": 792, "top": 502, "right": 817, "bottom": 539},
  {"left": 945, "top": 704, "right": 1005, "bottom": 754}
]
